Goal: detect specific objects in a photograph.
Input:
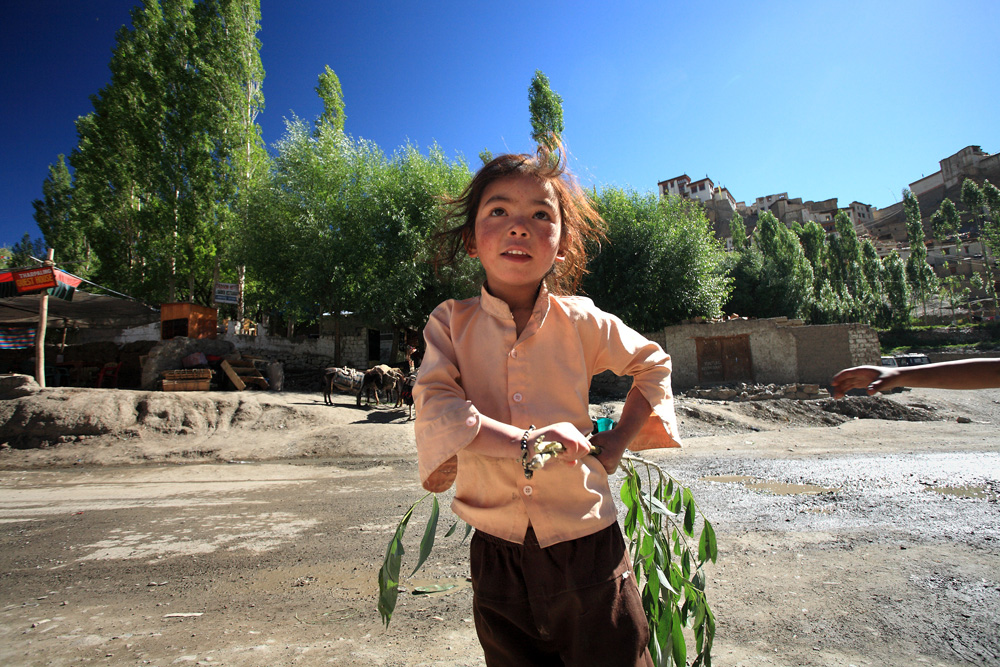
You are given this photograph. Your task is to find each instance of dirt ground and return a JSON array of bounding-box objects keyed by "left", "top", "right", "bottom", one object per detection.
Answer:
[{"left": 0, "top": 380, "right": 998, "bottom": 666}]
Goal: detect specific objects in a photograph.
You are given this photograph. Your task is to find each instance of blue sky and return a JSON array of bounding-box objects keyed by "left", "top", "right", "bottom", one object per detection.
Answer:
[{"left": 2, "top": 0, "right": 998, "bottom": 250}]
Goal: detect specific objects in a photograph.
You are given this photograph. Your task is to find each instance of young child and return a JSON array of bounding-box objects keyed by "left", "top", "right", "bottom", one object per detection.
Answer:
[
  {"left": 832, "top": 358, "right": 1000, "bottom": 397},
  {"left": 413, "top": 144, "right": 681, "bottom": 666}
]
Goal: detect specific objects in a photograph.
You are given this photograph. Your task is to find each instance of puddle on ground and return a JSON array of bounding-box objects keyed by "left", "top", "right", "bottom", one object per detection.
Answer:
[
  {"left": 702, "top": 475, "right": 839, "bottom": 495},
  {"left": 927, "top": 484, "right": 997, "bottom": 501}
]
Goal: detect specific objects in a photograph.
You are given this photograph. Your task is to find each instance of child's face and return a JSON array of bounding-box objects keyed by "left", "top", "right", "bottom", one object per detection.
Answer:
[{"left": 466, "top": 174, "right": 565, "bottom": 308}]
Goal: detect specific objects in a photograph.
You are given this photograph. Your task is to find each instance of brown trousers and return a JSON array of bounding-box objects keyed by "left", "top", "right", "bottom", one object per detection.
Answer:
[{"left": 470, "top": 523, "right": 653, "bottom": 667}]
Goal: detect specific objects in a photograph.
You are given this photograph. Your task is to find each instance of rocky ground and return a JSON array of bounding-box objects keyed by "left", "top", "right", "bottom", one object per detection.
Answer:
[{"left": 0, "top": 376, "right": 998, "bottom": 666}]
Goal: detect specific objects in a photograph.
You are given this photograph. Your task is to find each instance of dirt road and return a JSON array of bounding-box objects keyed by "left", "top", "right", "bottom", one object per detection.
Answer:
[{"left": 0, "top": 386, "right": 998, "bottom": 666}]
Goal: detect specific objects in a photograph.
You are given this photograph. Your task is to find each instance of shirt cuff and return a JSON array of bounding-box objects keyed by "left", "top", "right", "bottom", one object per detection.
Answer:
[{"left": 416, "top": 402, "right": 481, "bottom": 492}]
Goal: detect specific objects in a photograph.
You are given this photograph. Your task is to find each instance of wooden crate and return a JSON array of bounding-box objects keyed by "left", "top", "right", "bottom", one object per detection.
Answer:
[
  {"left": 162, "top": 369, "right": 212, "bottom": 381},
  {"left": 161, "top": 303, "right": 218, "bottom": 340},
  {"left": 162, "top": 378, "right": 210, "bottom": 392}
]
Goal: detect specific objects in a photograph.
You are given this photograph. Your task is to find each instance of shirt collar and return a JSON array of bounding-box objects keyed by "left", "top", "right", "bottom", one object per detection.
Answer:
[{"left": 479, "top": 282, "right": 551, "bottom": 328}]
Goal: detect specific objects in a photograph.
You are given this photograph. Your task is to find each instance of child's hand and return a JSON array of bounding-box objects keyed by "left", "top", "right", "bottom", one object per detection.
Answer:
[
  {"left": 532, "top": 422, "right": 591, "bottom": 467},
  {"left": 588, "top": 429, "right": 626, "bottom": 474}
]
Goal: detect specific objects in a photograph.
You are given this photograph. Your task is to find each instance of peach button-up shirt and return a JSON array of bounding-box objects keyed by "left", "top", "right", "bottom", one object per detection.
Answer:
[{"left": 413, "top": 285, "right": 681, "bottom": 548}]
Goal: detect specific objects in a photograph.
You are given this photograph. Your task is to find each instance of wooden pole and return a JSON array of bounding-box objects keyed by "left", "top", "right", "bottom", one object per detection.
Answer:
[{"left": 35, "top": 249, "right": 55, "bottom": 387}]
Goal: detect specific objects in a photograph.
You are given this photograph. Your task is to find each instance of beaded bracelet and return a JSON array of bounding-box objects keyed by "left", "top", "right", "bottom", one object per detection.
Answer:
[{"left": 520, "top": 425, "right": 535, "bottom": 480}]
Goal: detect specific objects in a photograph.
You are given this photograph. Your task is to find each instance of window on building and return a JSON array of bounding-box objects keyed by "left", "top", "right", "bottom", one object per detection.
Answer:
[{"left": 699, "top": 183, "right": 706, "bottom": 191}]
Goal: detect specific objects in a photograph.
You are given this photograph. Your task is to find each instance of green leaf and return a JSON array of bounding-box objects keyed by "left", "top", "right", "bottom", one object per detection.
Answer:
[
  {"left": 671, "top": 607, "right": 687, "bottom": 667},
  {"left": 643, "top": 491, "right": 670, "bottom": 517},
  {"left": 699, "top": 519, "right": 718, "bottom": 564},
  {"left": 683, "top": 492, "right": 696, "bottom": 537},
  {"left": 410, "top": 495, "right": 440, "bottom": 576},
  {"left": 463, "top": 522, "right": 473, "bottom": 542},
  {"left": 412, "top": 584, "right": 456, "bottom": 595},
  {"left": 657, "top": 566, "right": 679, "bottom": 596},
  {"left": 444, "top": 520, "right": 458, "bottom": 538},
  {"left": 377, "top": 495, "right": 424, "bottom": 626},
  {"left": 668, "top": 489, "right": 682, "bottom": 514}
]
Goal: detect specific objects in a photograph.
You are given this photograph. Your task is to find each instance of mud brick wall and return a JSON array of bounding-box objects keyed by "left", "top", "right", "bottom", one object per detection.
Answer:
[
  {"left": 789, "top": 323, "right": 879, "bottom": 385},
  {"left": 659, "top": 318, "right": 799, "bottom": 391}
]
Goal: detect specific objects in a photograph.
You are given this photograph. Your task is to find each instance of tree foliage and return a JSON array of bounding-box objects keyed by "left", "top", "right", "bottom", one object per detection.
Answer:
[
  {"left": 316, "top": 65, "right": 346, "bottom": 132},
  {"left": 9, "top": 235, "right": 47, "bottom": 269},
  {"left": 67, "top": 0, "right": 265, "bottom": 305},
  {"left": 242, "top": 113, "right": 473, "bottom": 346},
  {"left": 583, "top": 189, "right": 731, "bottom": 330},
  {"left": 32, "top": 155, "right": 96, "bottom": 278},
  {"left": 726, "top": 211, "right": 813, "bottom": 320},
  {"left": 528, "top": 70, "right": 564, "bottom": 149}
]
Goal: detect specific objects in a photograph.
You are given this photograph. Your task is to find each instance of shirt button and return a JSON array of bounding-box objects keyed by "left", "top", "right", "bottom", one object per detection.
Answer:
[
  {"left": 512, "top": 392, "right": 523, "bottom": 403},
  {"left": 510, "top": 349, "right": 518, "bottom": 359},
  {"left": 465, "top": 416, "right": 476, "bottom": 427},
  {"left": 523, "top": 485, "right": 533, "bottom": 496}
]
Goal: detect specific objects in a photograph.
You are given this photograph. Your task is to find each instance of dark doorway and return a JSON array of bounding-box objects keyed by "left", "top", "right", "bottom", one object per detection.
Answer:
[{"left": 695, "top": 335, "right": 752, "bottom": 384}]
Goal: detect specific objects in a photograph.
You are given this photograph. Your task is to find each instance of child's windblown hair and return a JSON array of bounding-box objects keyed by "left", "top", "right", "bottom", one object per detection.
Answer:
[{"left": 435, "top": 140, "right": 606, "bottom": 295}]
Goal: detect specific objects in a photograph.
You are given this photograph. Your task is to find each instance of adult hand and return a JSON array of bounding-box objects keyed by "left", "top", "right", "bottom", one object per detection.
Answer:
[{"left": 831, "top": 365, "right": 900, "bottom": 398}]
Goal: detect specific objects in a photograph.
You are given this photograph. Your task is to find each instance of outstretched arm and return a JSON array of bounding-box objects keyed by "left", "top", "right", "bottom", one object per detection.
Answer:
[{"left": 831, "top": 359, "right": 1000, "bottom": 398}]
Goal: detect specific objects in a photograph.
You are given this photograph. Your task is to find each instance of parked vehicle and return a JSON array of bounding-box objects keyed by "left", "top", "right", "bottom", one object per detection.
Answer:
[
  {"left": 895, "top": 354, "right": 931, "bottom": 367},
  {"left": 880, "top": 356, "right": 899, "bottom": 367}
]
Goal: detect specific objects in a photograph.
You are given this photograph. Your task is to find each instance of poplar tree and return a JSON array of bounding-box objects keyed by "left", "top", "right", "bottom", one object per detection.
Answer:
[
  {"left": 316, "top": 65, "right": 346, "bottom": 132},
  {"left": 725, "top": 211, "right": 813, "bottom": 320},
  {"left": 882, "top": 249, "right": 911, "bottom": 326},
  {"left": 69, "top": 0, "right": 265, "bottom": 305},
  {"left": 728, "top": 212, "right": 747, "bottom": 251},
  {"left": 528, "top": 70, "right": 564, "bottom": 149},
  {"left": 960, "top": 179, "right": 996, "bottom": 316},
  {"left": 903, "top": 189, "right": 936, "bottom": 319},
  {"left": 32, "top": 155, "right": 96, "bottom": 278}
]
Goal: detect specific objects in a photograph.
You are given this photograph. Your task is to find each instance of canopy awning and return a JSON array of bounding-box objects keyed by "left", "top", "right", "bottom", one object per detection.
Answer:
[{"left": 0, "top": 291, "right": 160, "bottom": 329}]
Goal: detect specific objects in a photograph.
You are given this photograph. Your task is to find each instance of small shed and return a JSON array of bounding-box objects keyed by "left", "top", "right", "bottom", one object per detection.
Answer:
[{"left": 652, "top": 317, "right": 880, "bottom": 391}]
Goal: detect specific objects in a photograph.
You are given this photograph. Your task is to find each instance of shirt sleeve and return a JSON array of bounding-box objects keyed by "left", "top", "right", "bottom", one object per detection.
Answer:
[
  {"left": 412, "top": 301, "right": 481, "bottom": 492},
  {"left": 587, "top": 305, "right": 681, "bottom": 450}
]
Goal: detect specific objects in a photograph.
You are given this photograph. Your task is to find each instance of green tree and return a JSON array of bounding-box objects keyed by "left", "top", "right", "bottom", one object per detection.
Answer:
[
  {"left": 881, "top": 249, "right": 911, "bottom": 326},
  {"left": 315, "top": 65, "right": 346, "bottom": 132},
  {"left": 795, "top": 220, "right": 829, "bottom": 295},
  {"left": 859, "top": 239, "right": 886, "bottom": 325},
  {"left": 528, "top": 70, "right": 564, "bottom": 149},
  {"left": 960, "top": 178, "right": 996, "bottom": 317},
  {"left": 69, "top": 0, "right": 266, "bottom": 305},
  {"left": 9, "top": 234, "right": 47, "bottom": 268},
  {"left": 32, "top": 155, "right": 96, "bottom": 278},
  {"left": 583, "top": 189, "right": 731, "bottom": 330},
  {"left": 827, "top": 211, "right": 863, "bottom": 298},
  {"left": 980, "top": 180, "right": 1000, "bottom": 315},
  {"left": 725, "top": 211, "right": 813, "bottom": 320},
  {"left": 728, "top": 211, "right": 747, "bottom": 251},
  {"left": 199, "top": 0, "right": 267, "bottom": 319},
  {"left": 902, "top": 188, "right": 936, "bottom": 319},
  {"left": 931, "top": 198, "right": 962, "bottom": 257},
  {"left": 931, "top": 199, "right": 964, "bottom": 318},
  {"left": 755, "top": 211, "right": 814, "bottom": 318}
]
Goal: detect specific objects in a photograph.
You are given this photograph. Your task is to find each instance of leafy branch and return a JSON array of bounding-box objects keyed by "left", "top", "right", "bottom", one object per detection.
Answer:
[{"left": 377, "top": 454, "right": 717, "bottom": 666}]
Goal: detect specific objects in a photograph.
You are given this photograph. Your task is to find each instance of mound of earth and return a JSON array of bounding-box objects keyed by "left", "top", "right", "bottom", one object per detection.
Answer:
[{"left": 0, "top": 373, "right": 973, "bottom": 470}]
